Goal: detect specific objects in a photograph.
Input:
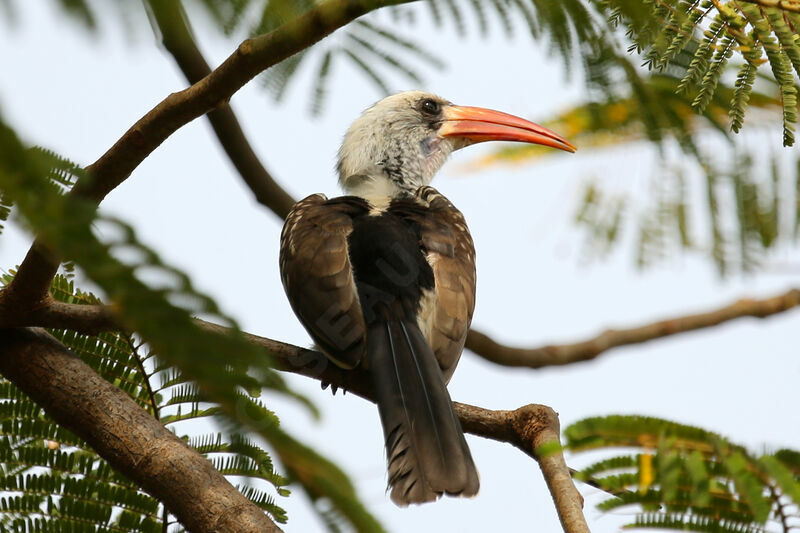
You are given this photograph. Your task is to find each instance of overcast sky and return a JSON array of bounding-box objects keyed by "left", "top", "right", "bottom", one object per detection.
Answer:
[{"left": 1, "top": 2, "right": 798, "bottom": 532}]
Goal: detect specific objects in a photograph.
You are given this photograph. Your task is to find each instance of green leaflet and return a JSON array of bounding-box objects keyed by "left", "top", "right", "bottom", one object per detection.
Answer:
[
  {"left": 730, "top": 60, "right": 759, "bottom": 133},
  {"left": 693, "top": 34, "right": 735, "bottom": 113},
  {"left": 354, "top": 19, "right": 445, "bottom": 69},
  {"left": 0, "top": 147, "right": 81, "bottom": 238},
  {"left": 740, "top": 3, "right": 799, "bottom": 146},
  {"left": 630, "top": 513, "right": 767, "bottom": 533},
  {"left": 609, "top": 0, "right": 800, "bottom": 144},
  {"left": 310, "top": 49, "right": 335, "bottom": 117},
  {"left": 346, "top": 33, "right": 424, "bottom": 85},
  {"left": 566, "top": 415, "right": 800, "bottom": 532},
  {"left": 774, "top": 448, "right": 800, "bottom": 473},
  {"left": 759, "top": 455, "right": 800, "bottom": 507},
  {"left": 260, "top": 50, "right": 308, "bottom": 101},
  {"left": 726, "top": 452, "right": 771, "bottom": 523}
]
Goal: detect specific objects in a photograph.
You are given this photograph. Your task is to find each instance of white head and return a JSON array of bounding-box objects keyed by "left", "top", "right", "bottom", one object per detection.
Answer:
[{"left": 337, "top": 91, "right": 576, "bottom": 201}]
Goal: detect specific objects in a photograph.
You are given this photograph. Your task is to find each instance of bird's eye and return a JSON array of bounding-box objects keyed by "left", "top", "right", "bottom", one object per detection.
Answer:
[{"left": 420, "top": 98, "right": 441, "bottom": 116}]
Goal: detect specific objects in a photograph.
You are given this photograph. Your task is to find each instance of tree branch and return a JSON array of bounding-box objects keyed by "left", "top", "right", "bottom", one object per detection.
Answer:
[
  {"left": 5, "top": 287, "right": 798, "bottom": 370},
  {"left": 0, "top": 300, "right": 119, "bottom": 334},
  {"left": 456, "top": 403, "right": 589, "bottom": 533},
  {"left": 464, "top": 288, "right": 800, "bottom": 368},
  {"left": 196, "top": 322, "right": 590, "bottom": 532},
  {"left": 0, "top": 315, "right": 591, "bottom": 532},
  {"left": 0, "top": 0, "right": 411, "bottom": 322},
  {"left": 147, "top": 0, "right": 296, "bottom": 219},
  {"left": 0, "top": 327, "right": 282, "bottom": 533}
]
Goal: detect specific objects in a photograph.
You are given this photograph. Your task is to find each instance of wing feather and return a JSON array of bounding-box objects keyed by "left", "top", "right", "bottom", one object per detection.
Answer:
[
  {"left": 413, "top": 187, "right": 477, "bottom": 383},
  {"left": 279, "top": 194, "right": 368, "bottom": 368}
]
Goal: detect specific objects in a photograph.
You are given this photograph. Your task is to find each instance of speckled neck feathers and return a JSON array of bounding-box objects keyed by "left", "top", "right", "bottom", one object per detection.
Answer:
[{"left": 337, "top": 91, "right": 454, "bottom": 200}]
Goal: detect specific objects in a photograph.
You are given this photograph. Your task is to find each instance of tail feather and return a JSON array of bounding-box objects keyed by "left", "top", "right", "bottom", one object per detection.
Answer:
[{"left": 368, "top": 320, "right": 479, "bottom": 505}]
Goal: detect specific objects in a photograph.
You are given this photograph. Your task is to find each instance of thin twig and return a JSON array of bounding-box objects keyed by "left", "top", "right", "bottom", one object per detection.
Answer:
[
  {"left": 148, "top": 0, "right": 296, "bottom": 219},
  {"left": 3, "top": 289, "right": 798, "bottom": 370},
  {"left": 464, "top": 288, "right": 800, "bottom": 368}
]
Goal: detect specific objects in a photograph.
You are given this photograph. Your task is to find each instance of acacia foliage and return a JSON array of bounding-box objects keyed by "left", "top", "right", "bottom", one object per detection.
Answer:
[
  {"left": 567, "top": 415, "right": 800, "bottom": 533},
  {"left": 0, "top": 274, "right": 290, "bottom": 532}
]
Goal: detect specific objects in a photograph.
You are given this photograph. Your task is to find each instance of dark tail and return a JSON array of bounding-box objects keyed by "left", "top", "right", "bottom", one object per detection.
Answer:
[{"left": 367, "top": 320, "right": 479, "bottom": 505}]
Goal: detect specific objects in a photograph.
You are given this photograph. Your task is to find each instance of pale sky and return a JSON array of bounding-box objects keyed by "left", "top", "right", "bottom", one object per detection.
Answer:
[{"left": 1, "top": 3, "right": 798, "bottom": 532}]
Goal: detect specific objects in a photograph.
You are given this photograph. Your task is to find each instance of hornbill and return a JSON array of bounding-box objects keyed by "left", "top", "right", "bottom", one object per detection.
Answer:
[{"left": 279, "top": 91, "right": 575, "bottom": 505}]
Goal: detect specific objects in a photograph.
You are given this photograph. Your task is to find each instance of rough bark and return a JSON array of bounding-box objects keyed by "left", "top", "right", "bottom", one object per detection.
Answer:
[{"left": 0, "top": 327, "right": 282, "bottom": 532}]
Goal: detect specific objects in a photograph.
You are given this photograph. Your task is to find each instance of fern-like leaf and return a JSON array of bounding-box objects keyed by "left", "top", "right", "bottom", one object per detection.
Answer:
[
  {"left": 740, "top": 3, "right": 798, "bottom": 145},
  {"left": 0, "top": 273, "right": 293, "bottom": 528},
  {"left": 353, "top": 20, "right": 445, "bottom": 70},
  {"left": 345, "top": 33, "right": 424, "bottom": 85},
  {"left": 567, "top": 415, "right": 800, "bottom": 532},
  {"left": 730, "top": 60, "right": 759, "bottom": 132},
  {"left": 693, "top": 34, "right": 735, "bottom": 112},
  {"left": 310, "top": 50, "right": 334, "bottom": 117},
  {"left": 341, "top": 48, "right": 392, "bottom": 95}
]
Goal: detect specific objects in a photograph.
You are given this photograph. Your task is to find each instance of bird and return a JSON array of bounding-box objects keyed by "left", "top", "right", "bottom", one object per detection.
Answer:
[{"left": 279, "top": 91, "right": 575, "bottom": 505}]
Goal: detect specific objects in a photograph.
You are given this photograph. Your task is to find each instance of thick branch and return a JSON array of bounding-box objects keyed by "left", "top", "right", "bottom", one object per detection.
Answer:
[
  {"left": 465, "top": 288, "right": 800, "bottom": 368},
  {"left": 6, "top": 288, "right": 798, "bottom": 369},
  {"left": 0, "top": 320, "right": 589, "bottom": 532},
  {"left": 0, "top": 327, "right": 281, "bottom": 532},
  {"left": 0, "top": 242, "right": 62, "bottom": 314},
  {"left": 0, "top": 300, "right": 120, "bottom": 335},
  {"left": 148, "top": 0, "right": 296, "bottom": 219},
  {"left": 0, "top": 0, "right": 410, "bottom": 322}
]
